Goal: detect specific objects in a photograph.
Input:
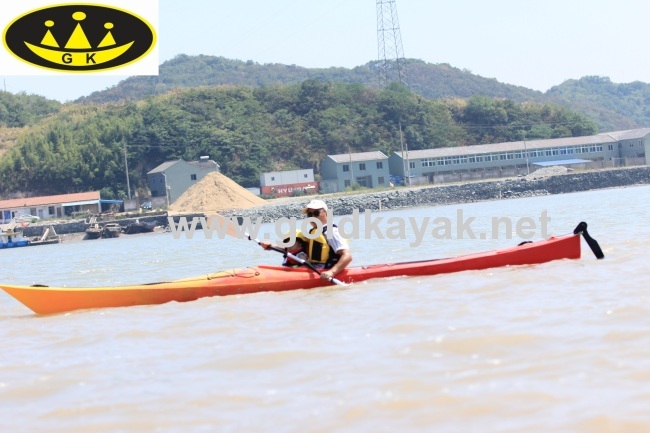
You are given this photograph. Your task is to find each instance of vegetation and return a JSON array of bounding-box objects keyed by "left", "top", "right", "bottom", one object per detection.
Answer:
[
  {"left": 0, "top": 82, "right": 596, "bottom": 198},
  {"left": 547, "top": 76, "right": 650, "bottom": 131},
  {"left": 0, "top": 91, "right": 61, "bottom": 127},
  {"left": 74, "top": 55, "right": 650, "bottom": 131}
]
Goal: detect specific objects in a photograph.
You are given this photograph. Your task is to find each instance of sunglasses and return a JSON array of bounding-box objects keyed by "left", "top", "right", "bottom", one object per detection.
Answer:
[{"left": 306, "top": 209, "right": 322, "bottom": 218}]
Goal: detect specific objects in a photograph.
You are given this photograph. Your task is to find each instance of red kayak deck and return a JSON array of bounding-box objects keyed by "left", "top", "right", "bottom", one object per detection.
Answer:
[{"left": 1, "top": 234, "right": 581, "bottom": 315}]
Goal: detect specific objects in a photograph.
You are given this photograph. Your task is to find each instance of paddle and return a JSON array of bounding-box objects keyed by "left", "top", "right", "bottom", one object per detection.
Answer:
[
  {"left": 206, "top": 213, "right": 348, "bottom": 286},
  {"left": 573, "top": 222, "right": 605, "bottom": 259}
]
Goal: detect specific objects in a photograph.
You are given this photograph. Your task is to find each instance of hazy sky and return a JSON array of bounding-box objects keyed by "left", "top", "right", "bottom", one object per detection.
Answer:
[{"left": 2, "top": 0, "right": 648, "bottom": 102}]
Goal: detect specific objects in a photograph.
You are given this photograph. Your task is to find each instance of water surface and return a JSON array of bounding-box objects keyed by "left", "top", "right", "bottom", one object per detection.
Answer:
[{"left": 1, "top": 186, "right": 649, "bottom": 433}]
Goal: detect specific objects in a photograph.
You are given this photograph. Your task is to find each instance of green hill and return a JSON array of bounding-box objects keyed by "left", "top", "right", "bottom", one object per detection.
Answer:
[
  {"left": 75, "top": 55, "right": 649, "bottom": 131},
  {"left": 0, "top": 82, "right": 596, "bottom": 198}
]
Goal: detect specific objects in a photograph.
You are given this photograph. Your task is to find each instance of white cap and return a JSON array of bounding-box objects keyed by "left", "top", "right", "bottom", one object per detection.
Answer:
[{"left": 302, "top": 199, "right": 328, "bottom": 214}]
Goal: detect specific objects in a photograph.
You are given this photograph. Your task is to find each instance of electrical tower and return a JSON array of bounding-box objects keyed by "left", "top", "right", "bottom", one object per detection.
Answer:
[{"left": 376, "top": 0, "right": 408, "bottom": 88}]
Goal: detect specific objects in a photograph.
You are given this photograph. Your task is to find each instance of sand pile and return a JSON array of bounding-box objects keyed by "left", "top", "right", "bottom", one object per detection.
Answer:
[
  {"left": 169, "top": 172, "right": 265, "bottom": 213},
  {"left": 526, "top": 166, "right": 569, "bottom": 179}
]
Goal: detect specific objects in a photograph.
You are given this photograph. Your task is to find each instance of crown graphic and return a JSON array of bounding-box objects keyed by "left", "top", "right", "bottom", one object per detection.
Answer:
[{"left": 24, "top": 11, "right": 134, "bottom": 67}]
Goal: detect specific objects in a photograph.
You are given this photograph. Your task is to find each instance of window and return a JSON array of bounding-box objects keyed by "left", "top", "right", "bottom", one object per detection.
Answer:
[
  {"left": 630, "top": 143, "right": 634, "bottom": 148},
  {"left": 344, "top": 180, "right": 351, "bottom": 187},
  {"left": 468, "top": 156, "right": 476, "bottom": 163},
  {"left": 191, "top": 174, "right": 197, "bottom": 181},
  {"left": 378, "top": 176, "right": 385, "bottom": 184},
  {"left": 421, "top": 158, "right": 435, "bottom": 167},
  {"left": 342, "top": 164, "right": 349, "bottom": 172},
  {"left": 48, "top": 206, "right": 55, "bottom": 215},
  {"left": 376, "top": 161, "right": 383, "bottom": 169},
  {"left": 608, "top": 144, "right": 614, "bottom": 151},
  {"left": 271, "top": 176, "right": 275, "bottom": 181},
  {"left": 409, "top": 161, "right": 416, "bottom": 169},
  {"left": 304, "top": 174, "right": 308, "bottom": 178},
  {"left": 359, "top": 163, "right": 366, "bottom": 171}
]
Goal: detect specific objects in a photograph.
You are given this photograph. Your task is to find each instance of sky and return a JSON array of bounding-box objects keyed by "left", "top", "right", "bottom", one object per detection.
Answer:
[{"left": 1, "top": 0, "right": 649, "bottom": 102}]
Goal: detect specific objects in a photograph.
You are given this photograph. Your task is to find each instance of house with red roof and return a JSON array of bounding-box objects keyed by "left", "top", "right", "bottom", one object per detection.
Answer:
[{"left": 0, "top": 191, "right": 110, "bottom": 223}]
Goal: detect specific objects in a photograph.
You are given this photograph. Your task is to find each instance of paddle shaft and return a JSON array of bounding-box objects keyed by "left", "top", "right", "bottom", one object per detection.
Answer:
[{"left": 247, "top": 235, "right": 348, "bottom": 286}]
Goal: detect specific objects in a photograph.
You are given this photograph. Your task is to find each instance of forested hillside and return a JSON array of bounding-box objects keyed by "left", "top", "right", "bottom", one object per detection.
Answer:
[
  {"left": 0, "top": 82, "right": 595, "bottom": 198},
  {"left": 0, "top": 91, "right": 61, "bottom": 127},
  {"left": 75, "top": 55, "right": 650, "bottom": 131},
  {"left": 547, "top": 76, "right": 650, "bottom": 131},
  {"left": 77, "top": 56, "right": 544, "bottom": 105}
]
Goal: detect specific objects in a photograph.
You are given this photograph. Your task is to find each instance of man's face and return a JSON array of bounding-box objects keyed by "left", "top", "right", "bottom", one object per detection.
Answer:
[{"left": 306, "top": 208, "right": 326, "bottom": 225}]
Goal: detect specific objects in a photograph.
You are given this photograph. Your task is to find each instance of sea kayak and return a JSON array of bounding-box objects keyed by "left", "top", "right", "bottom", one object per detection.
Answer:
[{"left": 0, "top": 226, "right": 602, "bottom": 315}]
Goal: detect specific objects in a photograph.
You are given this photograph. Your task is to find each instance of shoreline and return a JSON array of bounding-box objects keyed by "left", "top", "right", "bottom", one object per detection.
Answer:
[
  {"left": 225, "top": 166, "right": 650, "bottom": 222},
  {"left": 17, "top": 166, "right": 650, "bottom": 238}
]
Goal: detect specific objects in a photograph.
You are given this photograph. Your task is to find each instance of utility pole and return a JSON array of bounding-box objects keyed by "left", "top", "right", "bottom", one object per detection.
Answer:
[
  {"left": 348, "top": 145, "right": 355, "bottom": 188},
  {"left": 376, "top": 0, "right": 408, "bottom": 88},
  {"left": 523, "top": 132, "right": 530, "bottom": 175},
  {"left": 123, "top": 141, "right": 131, "bottom": 199},
  {"left": 399, "top": 122, "right": 411, "bottom": 185}
]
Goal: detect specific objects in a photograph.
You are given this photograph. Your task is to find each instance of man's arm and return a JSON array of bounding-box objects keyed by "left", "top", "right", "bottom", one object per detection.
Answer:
[{"left": 321, "top": 248, "right": 352, "bottom": 280}]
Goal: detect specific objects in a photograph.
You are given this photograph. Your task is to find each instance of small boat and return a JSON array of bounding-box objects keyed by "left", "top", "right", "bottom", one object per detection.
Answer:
[
  {"left": 123, "top": 220, "right": 157, "bottom": 235},
  {"left": 102, "top": 223, "right": 121, "bottom": 238},
  {"left": 0, "top": 223, "right": 603, "bottom": 315},
  {"left": 85, "top": 217, "right": 102, "bottom": 240},
  {"left": 0, "top": 221, "right": 31, "bottom": 249},
  {"left": 29, "top": 225, "right": 61, "bottom": 246}
]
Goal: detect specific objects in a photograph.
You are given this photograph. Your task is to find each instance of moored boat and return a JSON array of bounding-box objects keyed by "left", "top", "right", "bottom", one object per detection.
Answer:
[
  {"left": 85, "top": 217, "right": 102, "bottom": 240},
  {"left": 102, "top": 223, "right": 121, "bottom": 238},
  {"left": 0, "top": 221, "right": 30, "bottom": 249},
  {"left": 123, "top": 220, "right": 156, "bottom": 234},
  {"left": 29, "top": 225, "right": 61, "bottom": 246},
  {"left": 0, "top": 224, "right": 603, "bottom": 315}
]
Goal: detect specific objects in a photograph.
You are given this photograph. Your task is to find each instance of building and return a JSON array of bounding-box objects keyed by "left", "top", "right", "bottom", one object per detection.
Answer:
[
  {"left": 0, "top": 191, "right": 110, "bottom": 222},
  {"left": 260, "top": 169, "right": 317, "bottom": 197},
  {"left": 320, "top": 151, "right": 390, "bottom": 193},
  {"left": 388, "top": 128, "right": 649, "bottom": 184},
  {"left": 147, "top": 157, "right": 219, "bottom": 205}
]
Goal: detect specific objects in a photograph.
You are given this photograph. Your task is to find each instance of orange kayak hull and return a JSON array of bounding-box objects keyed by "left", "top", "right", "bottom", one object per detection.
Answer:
[{"left": 1, "top": 234, "right": 581, "bottom": 315}]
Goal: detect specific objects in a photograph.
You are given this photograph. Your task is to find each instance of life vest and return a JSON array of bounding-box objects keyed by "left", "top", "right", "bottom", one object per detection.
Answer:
[
  {"left": 282, "top": 231, "right": 308, "bottom": 267},
  {"left": 306, "top": 224, "right": 341, "bottom": 268}
]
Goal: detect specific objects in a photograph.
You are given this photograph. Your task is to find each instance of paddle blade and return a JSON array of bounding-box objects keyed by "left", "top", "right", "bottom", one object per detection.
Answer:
[{"left": 573, "top": 222, "right": 605, "bottom": 260}]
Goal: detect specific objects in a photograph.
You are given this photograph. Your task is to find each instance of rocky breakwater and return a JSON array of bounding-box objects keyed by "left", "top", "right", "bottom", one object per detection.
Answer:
[
  {"left": 21, "top": 215, "right": 169, "bottom": 238},
  {"left": 226, "top": 166, "right": 650, "bottom": 223}
]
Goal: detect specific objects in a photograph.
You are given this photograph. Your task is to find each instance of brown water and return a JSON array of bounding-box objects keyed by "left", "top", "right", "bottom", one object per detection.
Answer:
[{"left": 1, "top": 186, "right": 649, "bottom": 433}]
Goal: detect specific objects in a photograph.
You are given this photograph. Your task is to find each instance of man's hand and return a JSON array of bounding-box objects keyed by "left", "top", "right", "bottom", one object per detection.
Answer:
[{"left": 320, "top": 270, "right": 334, "bottom": 281}]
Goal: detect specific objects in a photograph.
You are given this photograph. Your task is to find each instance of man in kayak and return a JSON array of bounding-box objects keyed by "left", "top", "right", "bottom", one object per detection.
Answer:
[{"left": 261, "top": 199, "right": 352, "bottom": 280}]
